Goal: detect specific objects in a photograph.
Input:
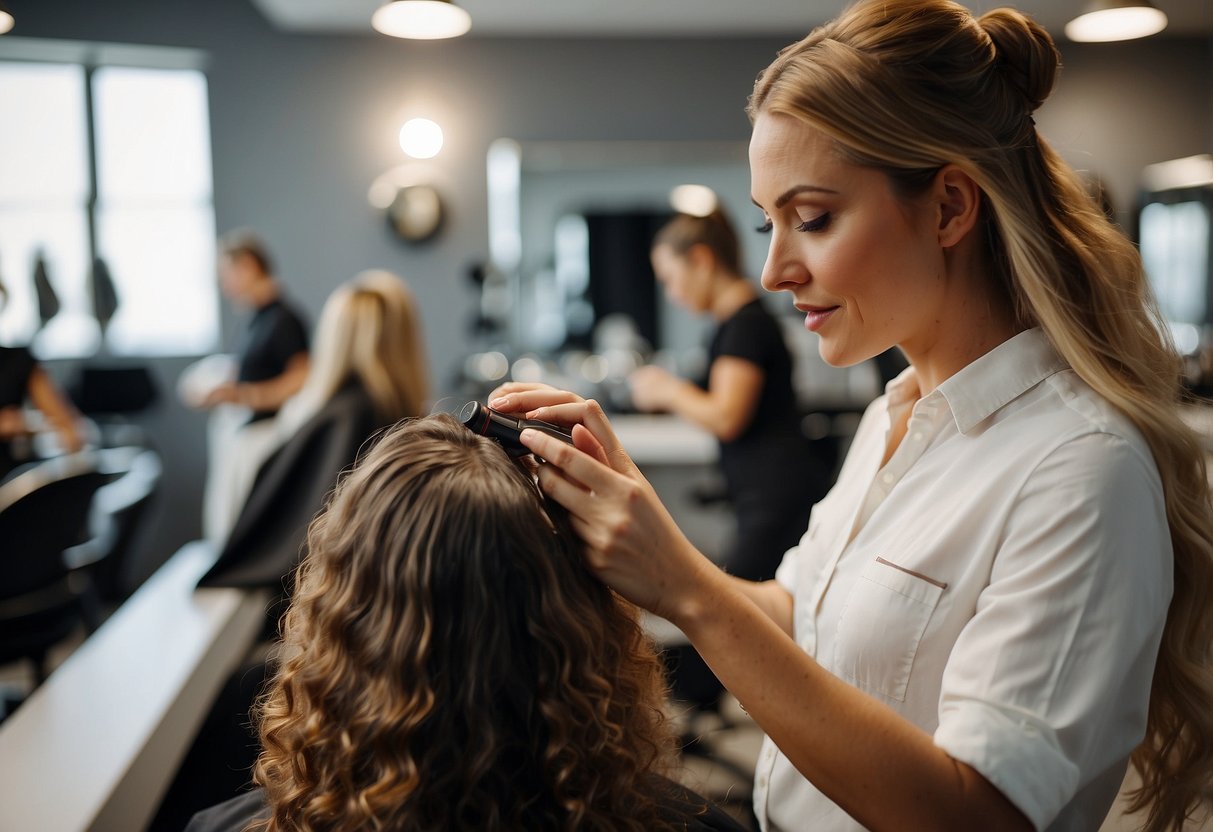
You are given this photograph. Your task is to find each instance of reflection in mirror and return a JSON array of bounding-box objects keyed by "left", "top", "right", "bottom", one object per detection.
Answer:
[
  {"left": 482, "top": 138, "right": 881, "bottom": 411},
  {"left": 1138, "top": 156, "right": 1213, "bottom": 393}
]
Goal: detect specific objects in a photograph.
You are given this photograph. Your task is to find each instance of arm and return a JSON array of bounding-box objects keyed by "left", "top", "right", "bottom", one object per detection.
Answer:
[
  {"left": 517, "top": 398, "right": 1030, "bottom": 832},
  {"left": 726, "top": 576, "right": 794, "bottom": 637},
  {"left": 26, "top": 367, "right": 83, "bottom": 453},
  {"left": 629, "top": 357, "right": 763, "bottom": 442},
  {"left": 203, "top": 352, "right": 309, "bottom": 412}
]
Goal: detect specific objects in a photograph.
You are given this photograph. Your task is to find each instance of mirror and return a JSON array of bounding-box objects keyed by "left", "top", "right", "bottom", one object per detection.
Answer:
[
  {"left": 482, "top": 138, "right": 881, "bottom": 408},
  {"left": 489, "top": 139, "right": 762, "bottom": 355}
]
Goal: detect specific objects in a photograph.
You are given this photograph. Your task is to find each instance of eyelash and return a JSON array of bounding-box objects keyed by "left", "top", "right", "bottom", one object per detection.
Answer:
[{"left": 755, "top": 213, "right": 831, "bottom": 234}]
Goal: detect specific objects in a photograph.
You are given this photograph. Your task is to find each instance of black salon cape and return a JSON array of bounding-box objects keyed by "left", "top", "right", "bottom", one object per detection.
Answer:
[
  {"left": 198, "top": 382, "right": 384, "bottom": 591},
  {"left": 185, "top": 776, "right": 748, "bottom": 832}
]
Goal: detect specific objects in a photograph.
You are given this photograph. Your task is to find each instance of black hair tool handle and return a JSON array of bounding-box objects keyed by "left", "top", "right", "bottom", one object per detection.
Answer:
[{"left": 458, "top": 400, "right": 576, "bottom": 457}]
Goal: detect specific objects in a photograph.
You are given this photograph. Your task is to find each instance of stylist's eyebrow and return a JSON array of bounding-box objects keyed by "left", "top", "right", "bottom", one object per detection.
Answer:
[{"left": 751, "top": 184, "right": 840, "bottom": 211}]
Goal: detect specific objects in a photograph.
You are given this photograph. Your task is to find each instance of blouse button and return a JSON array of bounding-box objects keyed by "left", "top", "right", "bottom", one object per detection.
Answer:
[{"left": 881, "top": 472, "right": 895, "bottom": 485}]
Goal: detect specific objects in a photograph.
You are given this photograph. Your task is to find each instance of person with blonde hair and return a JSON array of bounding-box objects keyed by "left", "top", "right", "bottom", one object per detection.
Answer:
[
  {"left": 186, "top": 415, "right": 744, "bottom": 832},
  {"left": 489, "top": 1, "right": 1213, "bottom": 830},
  {"left": 200, "top": 269, "right": 429, "bottom": 587}
]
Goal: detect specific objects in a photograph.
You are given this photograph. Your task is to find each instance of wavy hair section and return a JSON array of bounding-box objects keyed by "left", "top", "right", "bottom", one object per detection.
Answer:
[
  {"left": 249, "top": 415, "right": 682, "bottom": 831},
  {"left": 750, "top": 2, "right": 1213, "bottom": 829}
]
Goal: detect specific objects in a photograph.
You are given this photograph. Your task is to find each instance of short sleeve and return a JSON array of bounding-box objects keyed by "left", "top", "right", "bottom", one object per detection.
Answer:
[
  {"left": 713, "top": 305, "right": 778, "bottom": 369},
  {"left": 933, "top": 431, "right": 1172, "bottom": 830},
  {"left": 268, "top": 305, "right": 308, "bottom": 367}
]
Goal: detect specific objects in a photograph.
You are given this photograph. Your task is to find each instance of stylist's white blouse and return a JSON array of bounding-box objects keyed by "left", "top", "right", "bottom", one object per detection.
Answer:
[{"left": 754, "top": 329, "right": 1172, "bottom": 832}]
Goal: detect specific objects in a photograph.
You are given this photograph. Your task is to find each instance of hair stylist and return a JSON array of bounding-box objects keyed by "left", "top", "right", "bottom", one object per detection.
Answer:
[
  {"left": 490, "top": 2, "right": 1213, "bottom": 830},
  {"left": 630, "top": 209, "right": 830, "bottom": 582}
]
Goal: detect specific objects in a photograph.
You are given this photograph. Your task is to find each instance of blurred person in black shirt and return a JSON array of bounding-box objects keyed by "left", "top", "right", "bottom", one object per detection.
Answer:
[{"left": 198, "top": 231, "right": 309, "bottom": 422}]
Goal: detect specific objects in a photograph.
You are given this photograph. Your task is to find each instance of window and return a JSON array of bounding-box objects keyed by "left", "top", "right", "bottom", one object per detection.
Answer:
[{"left": 0, "top": 49, "right": 218, "bottom": 358}]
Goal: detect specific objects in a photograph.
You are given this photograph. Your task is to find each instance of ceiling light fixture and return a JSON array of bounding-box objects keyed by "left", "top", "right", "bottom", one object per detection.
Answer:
[
  {"left": 0, "top": 0, "right": 15, "bottom": 35},
  {"left": 372, "top": 0, "right": 471, "bottom": 40},
  {"left": 1065, "top": 0, "right": 1168, "bottom": 42}
]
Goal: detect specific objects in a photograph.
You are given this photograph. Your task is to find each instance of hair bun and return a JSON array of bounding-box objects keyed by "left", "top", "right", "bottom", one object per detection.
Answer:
[{"left": 979, "top": 8, "right": 1060, "bottom": 112}]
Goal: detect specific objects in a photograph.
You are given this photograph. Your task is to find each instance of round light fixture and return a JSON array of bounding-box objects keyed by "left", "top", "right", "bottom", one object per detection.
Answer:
[
  {"left": 0, "top": 3, "right": 14, "bottom": 35},
  {"left": 670, "top": 184, "right": 719, "bottom": 217},
  {"left": 1065, "top": 0, "right": 1167, "bottom": 42},
  {"left": 399, "top": 118, "right": 443, "bottom": 159},
  {"left": 372, "top": 0, "right": 471, "bottom": 40}
]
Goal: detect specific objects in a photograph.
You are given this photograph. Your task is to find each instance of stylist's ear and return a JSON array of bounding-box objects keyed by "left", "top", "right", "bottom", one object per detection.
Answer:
[{"left": 934, "top": 165, "right": 982, "bottom": 249}]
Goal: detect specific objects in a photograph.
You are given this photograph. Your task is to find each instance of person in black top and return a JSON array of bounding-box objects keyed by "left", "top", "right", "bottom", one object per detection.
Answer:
[
  {"left": 629, "top": 209, "right": 830, "bottom": 583},
  {"left": 186, "top": 416, "right": 745, "bottom": 832},
  {"left": 200, "top": 231, "right": 309, "bottom": 421},
  {"left": 0, "top": 279, "right": 83, "bottom": 480}
]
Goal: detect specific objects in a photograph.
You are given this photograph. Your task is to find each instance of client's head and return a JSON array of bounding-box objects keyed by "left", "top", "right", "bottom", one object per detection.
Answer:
[
  {"left": 292, "top": 270, "right": 429, "bottom": 428},
  {"left": 252, "top": 414, "right": 676, "bottom": 831}
]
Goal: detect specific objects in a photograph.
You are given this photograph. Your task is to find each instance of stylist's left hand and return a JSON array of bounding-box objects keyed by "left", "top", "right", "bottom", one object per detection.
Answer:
[{"left": 517, "top": 398, "right": 717, "bottom": 622}]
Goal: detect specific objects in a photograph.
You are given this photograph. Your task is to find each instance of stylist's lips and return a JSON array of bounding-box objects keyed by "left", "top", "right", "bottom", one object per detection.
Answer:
[{"left": 798, "top": 304, "right": 840, "bottom": 332}]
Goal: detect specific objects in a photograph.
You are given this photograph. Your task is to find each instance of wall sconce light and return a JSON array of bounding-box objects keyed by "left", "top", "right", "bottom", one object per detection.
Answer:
[
  {"left": 1065, "top": 0, "right": 1168, "bottom": 42},
  {"left": 372, "top": 0, "right": 471, "bottom": 40},
  {"left": 399, "top": 117, "right": 444, "bottom": 159},
  {"left": 0, "top": 1, "right": 16, "bottom": 35}
]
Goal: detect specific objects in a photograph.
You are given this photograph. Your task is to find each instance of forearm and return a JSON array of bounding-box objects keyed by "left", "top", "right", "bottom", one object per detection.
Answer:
[
  {"left": 27, "top": 368, "right": 83, "bottom": 452},
  {"left": 673, "top": 573, "right": 1031, "bottom": 832},
  {"left": 662, "top": 380, "right": 747, "bottom": 441},
  {"left": 239, "top": 356, "right": 309, "bottom": 411},
  {"left": 724, "top": 576, "right": 794, "bottom": 636}
]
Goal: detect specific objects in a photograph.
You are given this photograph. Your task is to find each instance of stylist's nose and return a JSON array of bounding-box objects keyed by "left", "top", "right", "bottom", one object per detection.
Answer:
[{"left": 760, "top": 236, "right": 808, "bottom": 294}]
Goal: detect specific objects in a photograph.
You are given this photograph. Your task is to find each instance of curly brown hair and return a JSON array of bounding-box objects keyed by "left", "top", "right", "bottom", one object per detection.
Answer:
[{"left": 249, "top": 414, "right": 684, "bottom": 831}]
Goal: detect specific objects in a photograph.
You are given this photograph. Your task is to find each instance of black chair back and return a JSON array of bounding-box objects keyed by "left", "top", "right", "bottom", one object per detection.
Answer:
[
  {"left": 0, "top": 465, "right": 111, "bottom": 600},
  {"left": 0, "top": 453, "right": 113, "bottom": 683}
]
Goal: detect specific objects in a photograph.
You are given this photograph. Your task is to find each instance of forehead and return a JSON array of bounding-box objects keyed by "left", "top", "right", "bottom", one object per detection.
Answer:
[{"left": 749, "top": 112, "right": 848, "bottom": 197}]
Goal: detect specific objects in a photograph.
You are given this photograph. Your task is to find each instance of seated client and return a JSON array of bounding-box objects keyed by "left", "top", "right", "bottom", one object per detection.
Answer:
[
  {"left": 188, "top": 414, "right": 742, "bottom": 832},
  {"left": 200, "top": 270, "right": 428, "bottom": 589}
]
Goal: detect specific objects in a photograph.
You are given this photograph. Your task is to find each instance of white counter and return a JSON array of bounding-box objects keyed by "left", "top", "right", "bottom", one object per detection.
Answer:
[
  {"left": 0, "top": 542, "right": 268, "bottom": 832},
  {"left": 608, "top": 414, "right": 717, "bottom": 466}
]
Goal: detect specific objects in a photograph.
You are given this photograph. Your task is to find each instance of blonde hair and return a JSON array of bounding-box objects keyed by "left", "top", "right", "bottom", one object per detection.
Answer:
[
  {"left": 280, "top": 270, "right": 429, "bottom": 436},
  {"left": 251, "top": 415, "right": 680, "bottom": 831},
  {"left": 749, "top": 2, "right": 1213, "bottom": 829}
]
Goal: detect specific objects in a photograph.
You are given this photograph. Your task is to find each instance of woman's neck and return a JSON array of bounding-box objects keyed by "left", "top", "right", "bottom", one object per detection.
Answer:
[{"left": 710, "top": 276, "right": 757, "bottom": 321}]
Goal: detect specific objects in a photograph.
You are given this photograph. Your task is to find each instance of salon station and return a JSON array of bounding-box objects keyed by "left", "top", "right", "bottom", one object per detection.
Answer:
[{"left": 1, "top": 0, "right": 1212, "bottom": 830}]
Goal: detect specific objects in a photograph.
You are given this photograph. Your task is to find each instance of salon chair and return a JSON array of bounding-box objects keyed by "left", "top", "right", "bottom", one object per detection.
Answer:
[{"left": 0, "top": 452, "right": 116, "bottom": 686}]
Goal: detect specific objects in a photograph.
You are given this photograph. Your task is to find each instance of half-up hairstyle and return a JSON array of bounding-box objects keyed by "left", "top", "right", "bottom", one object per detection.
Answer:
[
  {"left": 749, "top": 1, "right": 1213, "bottom": 829},
  {"left": 250, "top": 414, "right": 681, "bottom": 831}
]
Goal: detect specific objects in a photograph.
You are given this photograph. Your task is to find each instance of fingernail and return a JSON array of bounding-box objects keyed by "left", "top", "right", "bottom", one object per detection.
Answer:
[
  {"left": 489, "top": 396, "right": 508, "bottom": 409},
  {"left": 519, "top": 428, "right": 536, "bottom": 444}
]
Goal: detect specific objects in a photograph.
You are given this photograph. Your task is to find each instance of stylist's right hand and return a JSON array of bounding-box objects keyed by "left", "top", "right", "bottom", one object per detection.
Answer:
[{"left": 494, "top": 392, "right": 716, "bottom": 621}]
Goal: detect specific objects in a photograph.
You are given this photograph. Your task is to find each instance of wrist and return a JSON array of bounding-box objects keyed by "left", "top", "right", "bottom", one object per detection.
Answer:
[{"left": 665, "top": 549, "right": 728, "bottom": 634}]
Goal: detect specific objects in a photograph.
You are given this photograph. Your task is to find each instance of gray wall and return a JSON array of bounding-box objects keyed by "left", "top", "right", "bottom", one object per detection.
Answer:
[{"left": 7, "top": 0, "right": 1212, "bottom": 587}]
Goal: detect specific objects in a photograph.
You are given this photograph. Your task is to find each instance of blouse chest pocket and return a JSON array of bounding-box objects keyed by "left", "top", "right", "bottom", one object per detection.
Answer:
[{"left": 833, "top": 557, "right": 946, "bottom": 702}]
